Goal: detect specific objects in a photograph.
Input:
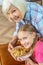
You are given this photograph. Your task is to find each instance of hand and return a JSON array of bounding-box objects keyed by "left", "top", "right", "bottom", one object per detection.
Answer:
[
  {"left": 8, "top": 40, "right": 14, "bottom": 53},
  {"left": 8, "top": 36, "right": 18, "bottom": 53},
  {"left": 10, "top": 53, "right": 31, "bottom": 61},
  {"left": 25, "top": 58, "right": 38, "bottom": 65},
  {"left": 16, "top": 53, "right": 31, "bottom": 61},
  {"left": 13, "top": 49, "right": 32, "bottom": 61}
]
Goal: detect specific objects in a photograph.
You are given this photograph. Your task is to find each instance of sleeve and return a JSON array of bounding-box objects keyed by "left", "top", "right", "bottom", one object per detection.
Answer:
[
  {"left": 13, "top": 23, "right": 20, "bottom": 36},
  {"left": 33, "top": 40, "right": 43, "bottom": 63},
  {"left": 13, "top": 20, "right": 25, "bottom": 36},
  {"left": 30, "top": 2, "right": 43, "bottom": 36}
]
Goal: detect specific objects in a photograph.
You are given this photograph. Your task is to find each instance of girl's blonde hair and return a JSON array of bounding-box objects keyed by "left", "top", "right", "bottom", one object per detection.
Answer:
[{"left": 18, "top": 24, "right": 37, "bottom": 33}]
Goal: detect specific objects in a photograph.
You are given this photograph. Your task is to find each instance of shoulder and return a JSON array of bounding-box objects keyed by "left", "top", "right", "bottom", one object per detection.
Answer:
[
  {"left": 26, "top": 2, "right": 39, "bottom": 13},
  {"left": 27, "top": 2, "right": 43, "bottom": 11},
  {"left": 26, "top": 2, "right": 38, "bottom": 7}
]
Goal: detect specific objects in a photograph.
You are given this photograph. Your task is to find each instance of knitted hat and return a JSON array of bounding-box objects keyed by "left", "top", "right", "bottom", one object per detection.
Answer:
[{"left": 2, "top": 0, "right": 27, "bottom": 19}]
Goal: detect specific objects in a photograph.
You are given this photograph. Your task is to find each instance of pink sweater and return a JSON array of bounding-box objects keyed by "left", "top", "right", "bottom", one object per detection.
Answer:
[{"left": 33, "top": 40, "right": 43, "bottom": 63}]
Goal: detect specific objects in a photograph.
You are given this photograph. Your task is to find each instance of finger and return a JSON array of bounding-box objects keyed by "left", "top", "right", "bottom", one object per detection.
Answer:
[
  {"left": 11, "top": 53, "right": 17, "bottom": 60},
  {"left": 8, "top": 43, "right": 13, "bottom": 49},
  {"left": 17, "top": 57, "right": 23, "bottom": 61},
  {"left": 8, "top": 47, "right": 12, "bottom": 53}
]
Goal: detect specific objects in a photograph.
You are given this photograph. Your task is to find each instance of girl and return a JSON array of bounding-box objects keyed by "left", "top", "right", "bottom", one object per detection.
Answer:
[{"left": 17, "top": 24, "right": 43, "bottom": 65}]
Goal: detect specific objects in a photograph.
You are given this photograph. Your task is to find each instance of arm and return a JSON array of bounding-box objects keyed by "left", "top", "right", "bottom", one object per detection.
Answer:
[
  {"left": 25, "top": 2, "right": 43, "bottom": 36},
  {"left": 39, "top": 63, "right": 43, "bottom": 65},
  {"left": 8, "top": 23, "right": 19, "bottom": 53},
  {"left": 8, "top": 36, "right": 18, "bottom": 53},
  {"left": 8, "top": 20, "right": 25, "bottom": 53},
  {"left": 25, "top": 58, "right": 38, "bottom": 65},
  {"left": 30, "top": 2, "right": 43, "bottom": 37}
]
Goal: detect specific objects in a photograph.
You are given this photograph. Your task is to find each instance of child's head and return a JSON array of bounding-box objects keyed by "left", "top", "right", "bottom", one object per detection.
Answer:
[
  {"left": 2, "top": 0, "right": 27, "bottom": 23},
  {"left": 18, "top": 24, "right": 37, "bottom": 48}
]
